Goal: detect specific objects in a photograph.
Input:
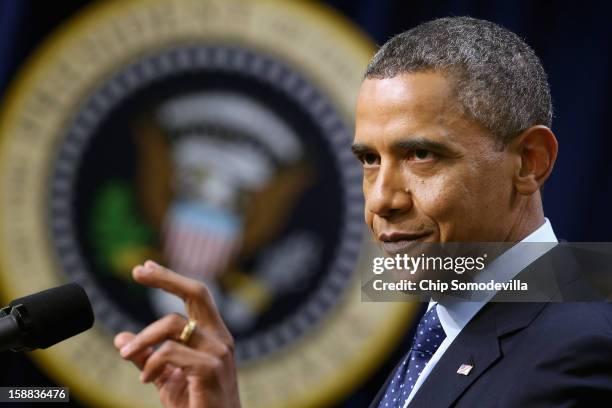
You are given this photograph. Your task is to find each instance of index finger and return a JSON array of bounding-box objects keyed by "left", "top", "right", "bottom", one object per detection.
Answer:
[{"left": 133, "top": 261, "right": 227, "bottom": 331}]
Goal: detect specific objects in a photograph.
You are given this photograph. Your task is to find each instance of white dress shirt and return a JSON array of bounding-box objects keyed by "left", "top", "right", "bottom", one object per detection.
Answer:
[{"left": 402, "top": 218, "right": 558, "bottom": 407}]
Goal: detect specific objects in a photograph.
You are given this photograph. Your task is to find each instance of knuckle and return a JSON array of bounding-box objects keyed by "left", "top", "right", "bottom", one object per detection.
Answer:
[
  {"left": 206, "top": 357, "right": 223, "bottom": 373},
  {"left": 217, "top": 344, "right": 230, "bottom": 358},
  {"left": 166, "top": 313, "right": 186, "bottom": 328},
  {"left": 159, "top": 340, "right": 176, "bottom": 356},
  {"left": 191, "top": 282, "right": 210, "bottom": 299},
  {"left": 225, "top": 334, "right": 235, "bottom": 351},
  {"left": 217, "top": 331, "right": 235, "bottom": 352}
]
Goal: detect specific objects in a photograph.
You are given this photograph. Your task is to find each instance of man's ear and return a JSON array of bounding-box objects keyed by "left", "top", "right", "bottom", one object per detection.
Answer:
[{"left": 510, "top": 125, "right": 558, "bottom": 195}]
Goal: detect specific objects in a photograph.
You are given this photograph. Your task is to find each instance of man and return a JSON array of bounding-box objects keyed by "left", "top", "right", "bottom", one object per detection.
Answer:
[
  {"left": 356, "top": 17, "right": 612, "bottom": 407},
  {"left": 113, "top": 17, "right": 612, "bottom": 407}
]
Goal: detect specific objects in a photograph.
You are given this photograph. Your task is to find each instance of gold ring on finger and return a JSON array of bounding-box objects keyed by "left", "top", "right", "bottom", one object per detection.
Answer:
[{"left": 179, "top": 319, "right": 197, "bottom": 345}]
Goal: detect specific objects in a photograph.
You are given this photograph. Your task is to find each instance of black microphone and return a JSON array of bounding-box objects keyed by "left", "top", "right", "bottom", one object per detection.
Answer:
[{"left": 0, "top": 283, "right": 94, "bottom": 352}]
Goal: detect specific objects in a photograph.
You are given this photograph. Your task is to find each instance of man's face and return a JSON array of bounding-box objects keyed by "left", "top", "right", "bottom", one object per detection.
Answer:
[{"left": 354, "top": 72, "right": 517, "bottom": 254}]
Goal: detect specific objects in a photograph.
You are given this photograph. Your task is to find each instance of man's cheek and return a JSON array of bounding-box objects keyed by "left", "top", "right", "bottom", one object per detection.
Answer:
[
  {"left": 412, "top": 175, "right": 459, "bottom": 216},
  {"left": 413, "top": 176, "right": 468, "bottom": 238}
]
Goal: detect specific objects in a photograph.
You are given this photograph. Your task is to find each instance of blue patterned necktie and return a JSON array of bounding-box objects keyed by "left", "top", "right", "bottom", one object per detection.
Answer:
[{"left": 378, "top": 304, "right": 447, "bottom": 408}]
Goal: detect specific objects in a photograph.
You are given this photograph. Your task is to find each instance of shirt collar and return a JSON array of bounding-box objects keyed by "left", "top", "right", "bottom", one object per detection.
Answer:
[{"left": 430, "top": 218, "right": 558, "bottom": 337}]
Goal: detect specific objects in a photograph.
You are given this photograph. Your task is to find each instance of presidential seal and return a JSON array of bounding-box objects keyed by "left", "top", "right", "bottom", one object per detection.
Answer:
[{"left": 0, "top": 1, "right": 418, "bottom": 407}]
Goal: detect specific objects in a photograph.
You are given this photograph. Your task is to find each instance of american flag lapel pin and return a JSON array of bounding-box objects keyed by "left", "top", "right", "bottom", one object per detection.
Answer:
[{"left": 457, "top": 363, "right": 473, "bottom": 376}]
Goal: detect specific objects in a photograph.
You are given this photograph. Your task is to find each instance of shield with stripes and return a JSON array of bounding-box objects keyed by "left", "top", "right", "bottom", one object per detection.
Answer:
[{"left": 162, "top": 201, "right": 241, "bottom": 281}]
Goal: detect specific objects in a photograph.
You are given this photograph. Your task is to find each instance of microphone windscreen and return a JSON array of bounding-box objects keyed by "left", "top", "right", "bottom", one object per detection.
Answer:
[{"left": 10, "top": 283, "right": 94, "bottom": 349}]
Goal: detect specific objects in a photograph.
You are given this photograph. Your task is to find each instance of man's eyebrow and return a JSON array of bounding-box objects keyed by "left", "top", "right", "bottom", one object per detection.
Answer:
[
  {"left": 350, "top": 143, "right": 373, "bottom": 156},
  {"left": 392, "top": 138, "right": 459, "bottom": 156}
]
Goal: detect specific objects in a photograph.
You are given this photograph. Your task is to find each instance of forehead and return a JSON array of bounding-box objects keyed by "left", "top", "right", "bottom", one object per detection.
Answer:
[
  {"left": 356, "top": 72, "right": 459, "bottom": 126},
  {"left": 354, "top": 72, "right": 493, "bottom": 151}
]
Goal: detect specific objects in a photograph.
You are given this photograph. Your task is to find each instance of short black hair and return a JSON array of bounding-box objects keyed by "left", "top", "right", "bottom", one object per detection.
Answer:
[{"left": 365, "top": 16, "right": 553, "bottom": 145}]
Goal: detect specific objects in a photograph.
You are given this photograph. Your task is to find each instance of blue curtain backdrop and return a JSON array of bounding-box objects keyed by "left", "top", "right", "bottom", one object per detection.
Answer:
[
  {"left": 2, "top": 0, "right": 610, "bottom": 241},
  {"left": 0, "top": 1, "right": 610, "bottom": 407}
]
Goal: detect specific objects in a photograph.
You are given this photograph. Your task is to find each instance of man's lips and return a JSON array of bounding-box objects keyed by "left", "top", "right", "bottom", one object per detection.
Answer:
[{"left": 378, "top": 232, "right": 431, "bottom": 254}]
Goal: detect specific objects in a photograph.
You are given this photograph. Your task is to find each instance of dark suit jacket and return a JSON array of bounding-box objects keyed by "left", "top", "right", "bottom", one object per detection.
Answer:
[{"left": 370, "top": 245, "right": 612, "bottom": 407}]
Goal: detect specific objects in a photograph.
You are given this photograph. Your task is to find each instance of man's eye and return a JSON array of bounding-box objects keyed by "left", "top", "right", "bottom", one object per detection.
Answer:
[
  {"left": 412, "top": 149, "right": 433, "bottom": 161},
  {"left": 361, "top": 153, "right": 380, "bottom": 166}
]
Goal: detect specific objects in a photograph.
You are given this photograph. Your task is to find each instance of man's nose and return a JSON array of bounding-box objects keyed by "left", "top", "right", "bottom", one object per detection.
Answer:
[{"left": 366, "top": 164, "right": 412, "bottom": 218}]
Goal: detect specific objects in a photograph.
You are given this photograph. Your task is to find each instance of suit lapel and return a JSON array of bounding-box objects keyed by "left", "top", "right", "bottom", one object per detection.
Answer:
[
  {"left": 407, "top": 301, "right": 547, "bottom": 407},
  {"left": 407, "top": 302, "right": 500, "bottom": 407}
]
